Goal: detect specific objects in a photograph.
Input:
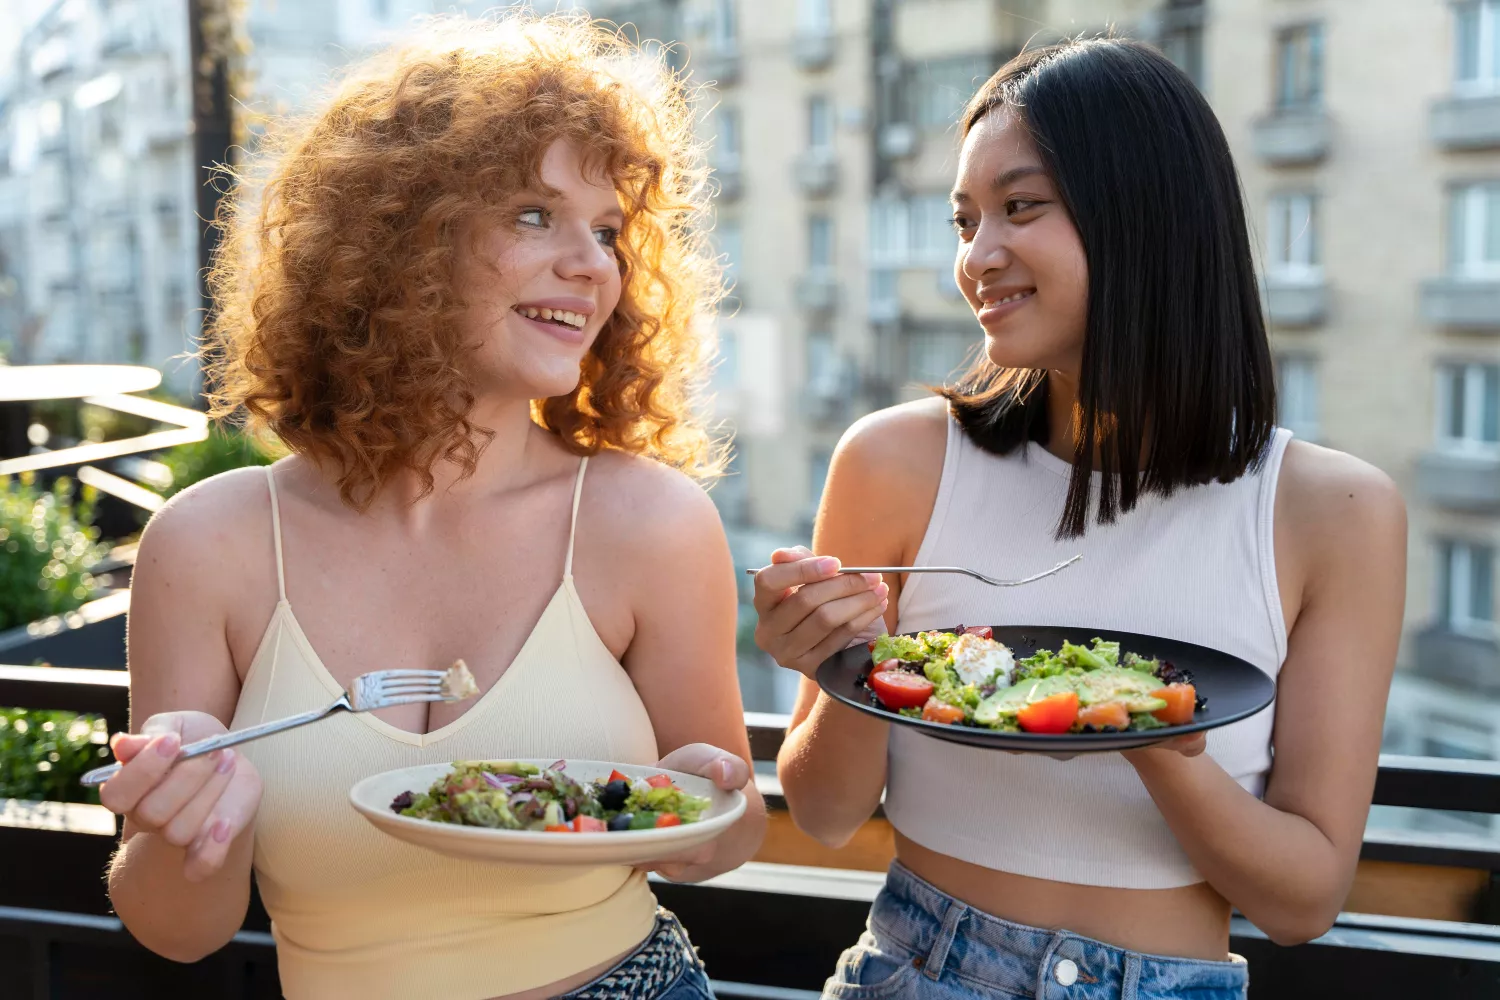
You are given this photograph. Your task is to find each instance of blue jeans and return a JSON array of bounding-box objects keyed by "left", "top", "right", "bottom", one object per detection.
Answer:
[
  {"left": 822, "top": 863, "right": 1248, "bottom": 1000},
  {"left": 559, "top": 908, "right": 715, "bottom": 1000}
]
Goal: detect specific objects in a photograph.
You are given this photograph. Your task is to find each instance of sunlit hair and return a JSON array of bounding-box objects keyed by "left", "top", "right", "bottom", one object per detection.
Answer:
[{"left": 203, "top": 11, "right": 723, "bottom": 509}]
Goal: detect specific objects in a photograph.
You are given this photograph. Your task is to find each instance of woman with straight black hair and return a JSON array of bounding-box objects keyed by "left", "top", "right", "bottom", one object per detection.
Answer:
[{"left": 752, "top": 38, "right": 1405, "bottom": 1000}]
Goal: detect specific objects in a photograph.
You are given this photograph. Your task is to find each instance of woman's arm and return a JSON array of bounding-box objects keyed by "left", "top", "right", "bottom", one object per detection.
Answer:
[
  {"left": 615, "top": 462, "right": 767, "bottom": 881},
  {"left": 768, "top": 401, "right": 947, "bottom": 847},
  {"left": 1125, "top": 444, "right": 1407, "bottom": 945},
  {"left": 104, "top": 473, "right": 269, "bottom": 962}
]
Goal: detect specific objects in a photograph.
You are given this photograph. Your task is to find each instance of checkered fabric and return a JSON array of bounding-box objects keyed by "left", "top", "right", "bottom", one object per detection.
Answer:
[{"left": 561, "top": 909, "right": 704, "bottom": 1000}]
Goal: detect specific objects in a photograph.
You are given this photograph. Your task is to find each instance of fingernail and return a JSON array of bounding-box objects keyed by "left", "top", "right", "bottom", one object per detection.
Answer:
[
  {"left": 156, "top": 734, "right": 180, "bottom": 757},
  {"left": 216, "top": 749, "right": 236, "bottom": 774},
  {"left": 815, "top": 557, "right": 839, "bottom": 575},
  {"left": 880, "top": 599, "right": 889, "bottom": 612},
  {"left": 212, "top": 818, "right": 232, "bottom": 843},
  {"left": 874, "top": 582, "right": 890, "bottom": 599}
]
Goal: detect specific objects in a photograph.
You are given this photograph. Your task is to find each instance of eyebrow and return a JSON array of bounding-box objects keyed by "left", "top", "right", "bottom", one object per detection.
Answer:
[{"left": 950, "top": 165, "right": 1048, "bottom": 204}]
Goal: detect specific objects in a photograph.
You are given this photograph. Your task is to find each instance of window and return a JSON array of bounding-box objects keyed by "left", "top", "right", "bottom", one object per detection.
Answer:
[
  {"left": 1450, "top": 183, "right": 1500, "bottom": 279},
  {"left": 869, "top": 195, "right": 955, "bottom": 268},
  {"left": 1456, "top": 1, "right": 1500, "bottom": 95},
  {"left": 870, "top": 269, "right": 898, "bottom": 316},
  {"left": 870, "top": 198, "right": 909, "bottom": 267},
  {"left": 913, "top": 56, "right": 992, "bottom": 129},
  {"left": 715, "top": 107, "right": 741, "bottom": 168},
  {"left": 807, "top": 95, "right": 833, "bottom": 152},
  {"left": 808, "top": 449, "right": 832, "bottom": 511},
  {"left": 797, "top": 0, "right": 832, "bottom": 35},
  {"left": 713, "top": 326, "right": 738, "bottom": 391},
  {"left": 717, "top": 220, "right": 742, "bottom": 295},
  {"left": 1266, "top": 193, "right": 1320, "bottom": 281},
  {"left": 1276, "top": 355, "right": 1320, "bottom": 441},
  {"left": 808, "top": 215, "right": 833, "bottom": 270},
  {"left": 1275, "top": 24, "right": 1323, "bottom": 110},
  {"left": 907, "top": 330, "right": 970, "bottom": 385},
  {"left": 1436, "top": 363, "right": 1500, "bottom": 453},
  {"left": 711, "top": 0, "right": 738, "bottom": 52},
  {"left": 806, "top": 331, "right": 836, "bottom": 388},
  {"left": 1437, "top": 540, "right": 1495, "bottom": 634},
  {"left": 1159, "top": 5, "right": 1204, "bottom": 90}
]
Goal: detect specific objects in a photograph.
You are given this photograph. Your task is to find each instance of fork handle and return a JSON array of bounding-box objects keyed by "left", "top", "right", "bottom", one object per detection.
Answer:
[{"left": 78, "top": 697, "right": 347, "bottom": 787}]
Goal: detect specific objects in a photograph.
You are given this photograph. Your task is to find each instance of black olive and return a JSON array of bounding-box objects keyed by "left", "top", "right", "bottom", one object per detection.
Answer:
[
  {"left": 390, "top": 790, "right": 414, "bottom": 813},
  {"left": 608, "top": 812, "right": 634, "bottom": 832},
  {"left": 598, "top": 779, "right": 630, "bottom": 810}
]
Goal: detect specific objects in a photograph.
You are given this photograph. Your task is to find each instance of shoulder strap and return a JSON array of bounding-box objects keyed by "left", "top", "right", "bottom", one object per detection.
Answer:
[
  {"left": 265, "top": 466, "right": 287, "bottom": 602},
  {"left": 563, "top": 457, "right": 588, "bottom": 579}
]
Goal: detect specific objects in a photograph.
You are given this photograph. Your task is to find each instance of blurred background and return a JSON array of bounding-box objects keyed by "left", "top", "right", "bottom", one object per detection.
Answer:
[{"left": 0, "top": 0, "right": 1496, "bottom": 853}]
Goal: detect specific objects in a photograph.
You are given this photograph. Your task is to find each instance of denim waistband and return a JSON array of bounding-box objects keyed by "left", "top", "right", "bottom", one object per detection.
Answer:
[{"left": 870, "top": 862, "right": 1248, "bottom": 999}]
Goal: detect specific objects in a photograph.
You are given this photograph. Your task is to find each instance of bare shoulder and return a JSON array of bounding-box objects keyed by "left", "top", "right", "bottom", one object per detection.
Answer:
[
  {"left": 582, "top": 450, "right": 726, "bottom": 556},
  {"left": 134, "top": 464, "right": 278, "bottom": 595},
  {"left": 836, "top": 396, "right": 949, "bottom": 475},
  {"left": 1276, "top": 440, "right": 1407, "bottom": 600}
]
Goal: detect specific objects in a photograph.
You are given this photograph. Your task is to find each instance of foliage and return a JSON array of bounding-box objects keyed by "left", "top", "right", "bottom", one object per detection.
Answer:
[
  {"left": 0, "top": 707, "right": 108, "bottom": 804},
  {"left": 0, "top": 473, "right": 106, "bottom": 632},
  {"left": 159, "top": 426, "right": 280, "bottom": 498}
]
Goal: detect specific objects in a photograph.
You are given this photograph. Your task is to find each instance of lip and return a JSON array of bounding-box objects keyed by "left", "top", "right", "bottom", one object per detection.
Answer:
[
  {"left": 511, "top": 297, "right": 596, "bottom": 346},
  {"left": 975, "top": 287, "right": 1036, "bottom": 325},
  {"left": 513, "top": 309, "right": 588, "bottom": 345}
]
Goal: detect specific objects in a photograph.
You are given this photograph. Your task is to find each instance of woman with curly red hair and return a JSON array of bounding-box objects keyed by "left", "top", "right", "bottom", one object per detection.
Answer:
[{"left": 97, "top": 13, "right": 765, "bottom": 1000}]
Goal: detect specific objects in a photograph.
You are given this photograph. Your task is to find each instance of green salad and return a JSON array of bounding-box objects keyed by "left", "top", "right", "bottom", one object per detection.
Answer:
[{"left": 389, "top": 760, "right": 711, "bottom": 833}]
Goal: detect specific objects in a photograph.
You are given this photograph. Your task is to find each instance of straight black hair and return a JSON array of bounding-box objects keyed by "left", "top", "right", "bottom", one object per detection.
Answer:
[{"left": 940, "top": 37, "right": 1277, "bottom": 538}]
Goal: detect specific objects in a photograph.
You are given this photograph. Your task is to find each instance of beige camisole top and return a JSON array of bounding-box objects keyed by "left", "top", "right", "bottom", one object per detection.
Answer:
[{"left": 231, "top": 459, "right": 661, "bottom": 999}]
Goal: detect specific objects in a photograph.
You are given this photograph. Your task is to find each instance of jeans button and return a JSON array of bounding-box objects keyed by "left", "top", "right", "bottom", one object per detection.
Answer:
[{"left": 1053, "top": 958, "right": 1079, "bottom": 987}]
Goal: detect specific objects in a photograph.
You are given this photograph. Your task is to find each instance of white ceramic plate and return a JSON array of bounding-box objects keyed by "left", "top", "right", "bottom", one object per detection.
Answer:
[{"left": 349, "top": 759, "right": 747, "bottom": 866}]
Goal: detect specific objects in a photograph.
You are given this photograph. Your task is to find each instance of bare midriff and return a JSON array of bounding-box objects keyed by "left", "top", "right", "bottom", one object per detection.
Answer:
[{"left": 896, "top": 834, "right": 1234, "bottom": 962}]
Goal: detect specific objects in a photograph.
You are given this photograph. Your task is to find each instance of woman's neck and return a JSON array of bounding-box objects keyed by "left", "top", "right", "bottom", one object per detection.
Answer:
[{"left": 1043, "top": 369, "right": 1082, "bottom": 465}]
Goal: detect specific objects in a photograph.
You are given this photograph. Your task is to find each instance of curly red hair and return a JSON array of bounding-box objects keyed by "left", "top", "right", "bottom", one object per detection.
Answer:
[{"left": 204, "top": 12, "right": 723, "bottom": 509}]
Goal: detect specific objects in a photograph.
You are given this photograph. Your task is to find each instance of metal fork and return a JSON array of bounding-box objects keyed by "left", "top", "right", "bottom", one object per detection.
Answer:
[
  {"left": 78, "top": 666, "right": 469, "bottom": 788},
  {"left": 743, "top": 553, "right": 1083, "bottom": 588}
]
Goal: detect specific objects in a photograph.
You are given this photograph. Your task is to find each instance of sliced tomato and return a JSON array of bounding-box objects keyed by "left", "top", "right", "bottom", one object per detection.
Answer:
[
  {"left": 1077, "top": 701, "right": 1130, "bottom": 731},
  {"left": 871, "top": 657, "right": 901, "bottom": 675},
  {"left": 867, "top": 639, "right": 879, "bottom": 654},
  {"left": 572, "top": 815, "right": 607, "bottom": 833},
  {"left": 920, "top": 697, "right": 966, "bottom": 725},
  {"left": 869, "top": 669, "right": 934, "bottom": 710},
  {"left": 544, "top": 824, "right": 571, "bottom": 833},
  {"left": 1017, "top": 691, "right": 1079, "bottom": 734},
  {"left": 1151, "top": 683, "right": 1197, "bottom": 726},
  {"left": 644, "top": 774, "right": 674, "bottom": 789},
  {"left": 655, "top": 813, "right": 683, "bottom": 828},
  {"left": 962, "top": 625, "right": 994, "bottom": 640},
  {"left": 607, "top": 769, "right": 631, "bottom": 784}
]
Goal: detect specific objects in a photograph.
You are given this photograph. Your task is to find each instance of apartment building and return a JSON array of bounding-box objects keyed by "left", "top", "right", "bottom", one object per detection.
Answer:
[{"left": 1210, "top": 0, "right": 1500, "bottom": 816}]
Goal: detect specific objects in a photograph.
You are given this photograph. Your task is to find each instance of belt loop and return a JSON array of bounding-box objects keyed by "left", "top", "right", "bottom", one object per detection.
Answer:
[
  {"left": 1120, "top": 951, "right": 1142, "bottom": 1000},
  {"left": 921, "top": 899, "right": 968, "bottom": 981}
]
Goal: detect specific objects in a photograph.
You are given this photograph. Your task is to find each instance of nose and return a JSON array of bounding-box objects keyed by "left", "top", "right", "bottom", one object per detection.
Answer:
[
  {"left": 555, "top": 224, "right": 618, "bottom": 286},
  {"left": 960, "top": 219, "right": 1012, "bottom": 283}
]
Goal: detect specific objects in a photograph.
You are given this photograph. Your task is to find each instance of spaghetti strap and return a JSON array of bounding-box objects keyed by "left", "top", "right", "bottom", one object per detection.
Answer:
[
  {"left": 563, "top": 457, "right": 588, "bottom": 579},
  {"left": 265, "top": 466, "right": 287, "bottom": 602}
]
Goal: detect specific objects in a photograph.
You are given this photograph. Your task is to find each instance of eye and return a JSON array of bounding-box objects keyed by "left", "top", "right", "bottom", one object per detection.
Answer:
[
  {"left": 517, "top": 208, "right": 547, "bottom": 228},
  {"left": 1005, "top": 198, "right": 1042, "bottom": 217},
  {"left": 950, "top": 213, "right": 977, "bottom": 242},
  {"left": 593, "top": 227, "right": 620, "bottom": 249}
]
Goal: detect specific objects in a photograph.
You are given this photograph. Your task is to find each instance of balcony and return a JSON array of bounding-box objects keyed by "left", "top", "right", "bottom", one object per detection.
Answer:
[
  {"left": 1417, "top": 449, "right": 1500, "bottom": 512},
  {"left": 795, "top": 271, "right": 838, "bottom": 314},
  {"left": 694, "top": 46, "right": 740, "bottom": 88},
  {"left": 1431, "top": 94, "right": 1500, "bottom": 151},
  {"left": 878, "top": 122, "right": 917, "bottom": 160},
  {"left": 792, "top": 30, "right": 834, "bottom": 71},
  {"left": 1420, "top": 278, "right": 1500, "bottom": 330},
  {"left": 793, "top": 151, "right": 838, "bottom": 198},
  {"left": 1264, "top": 277, "right": 1328, "bottom": 327},
  {"left": 1252, "top": 109, "right": 1332, "bottom": 166},
  {"left": 1412, "top": 625, "right": 1500, "bottom": 695}
]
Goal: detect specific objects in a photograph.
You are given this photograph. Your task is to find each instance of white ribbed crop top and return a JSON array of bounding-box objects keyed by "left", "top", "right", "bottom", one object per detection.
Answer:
[{"left": 880, "top": 414, "right": 1291, "bottom": 889}]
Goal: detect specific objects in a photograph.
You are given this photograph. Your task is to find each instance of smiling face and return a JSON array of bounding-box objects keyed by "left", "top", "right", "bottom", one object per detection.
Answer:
[
  {"left": 951, "top": 111, "right": 1089, "bottom": 375},
  {"left": 453, "top": 139, "right": 625, "bottom": 401}
]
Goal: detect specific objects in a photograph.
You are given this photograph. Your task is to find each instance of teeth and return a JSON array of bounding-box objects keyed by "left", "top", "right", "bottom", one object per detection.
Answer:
[
  {"left": 516, "top": 307, "right": 585, "bottom": 328},
  {"left": 995, "top": 290, "right": 1032, "bottom": 305}
]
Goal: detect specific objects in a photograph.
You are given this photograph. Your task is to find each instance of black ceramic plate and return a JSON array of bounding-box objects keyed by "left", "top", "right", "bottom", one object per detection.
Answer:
[{"left": 816, "top": 625, "right": 1277, "bottom": 753}]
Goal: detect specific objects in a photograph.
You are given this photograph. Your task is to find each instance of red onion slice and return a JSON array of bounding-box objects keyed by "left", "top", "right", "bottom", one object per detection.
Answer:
[{"left": 482, "top": 771, "right": 521, "bottom": 789}]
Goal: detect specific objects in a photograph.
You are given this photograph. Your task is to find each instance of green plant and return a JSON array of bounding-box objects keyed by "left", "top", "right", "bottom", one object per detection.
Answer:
[
  {"left": 159, "top": 426, "right": 280, "bottom": 498},
  {"left": 0, "top": 707, "right": 109, "bottom": 804},
  {"left": 0, "top": 473, "right": 107, "bottom": 631}
]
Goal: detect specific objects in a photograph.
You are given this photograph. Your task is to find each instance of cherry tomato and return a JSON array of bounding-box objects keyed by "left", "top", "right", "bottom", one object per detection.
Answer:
[
  {"left": 572, "top": 815, "right": 607, "bottom": 833},
  {"left": 920, "top": 698, "right": 966, "bottom": 725},
  {"left": 607, "top": 769, "right": 631, "bottom": 784},
  {"left": 962, "top": 625, "right": 994, "bottom": 640},
  {"left": 544, "top": 824, "right": 571, "bottom": 833},
  {"left": 645, "top": 774, "right": 674, "bottom": 789},
  {"left": 655, "top": 813, "right": 683, "bottom": 828},
  {"left": 869, "top": 670, "right": 935, "bottom": 710},
  {"left": 1017, "top": 691, "right": 1079, "bottom": 734},
  {"left": 1077, "top": 702, "right": 1130, "bottom": 731},
  {"left": 1151, "top": 683, "right": 1197, "bottom": 726}
]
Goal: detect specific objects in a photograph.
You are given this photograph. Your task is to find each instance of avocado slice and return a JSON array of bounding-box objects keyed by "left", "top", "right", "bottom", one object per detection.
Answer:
[
  {"left": 974, "top": 674, "right": 1075, "bottom": 727},
  {"left": 1073, "top": 667, "right": 1168, "bottom": 713}
]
